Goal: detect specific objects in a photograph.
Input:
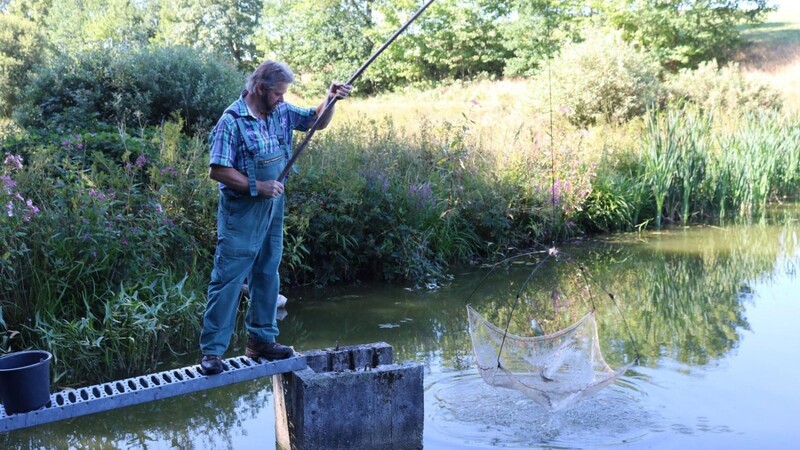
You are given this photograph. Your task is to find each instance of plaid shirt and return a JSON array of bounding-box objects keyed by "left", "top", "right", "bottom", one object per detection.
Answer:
[{"left": 209, "top": 92, "right": 317, "bottom": 181}]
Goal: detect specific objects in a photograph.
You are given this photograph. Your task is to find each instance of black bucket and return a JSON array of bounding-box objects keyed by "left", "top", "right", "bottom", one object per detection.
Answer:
[{"left": 0, "top": 350, "right": 52, "bottom": 414}]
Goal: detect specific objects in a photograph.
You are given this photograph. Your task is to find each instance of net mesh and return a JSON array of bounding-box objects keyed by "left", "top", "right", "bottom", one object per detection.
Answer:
[{"left": 467, "top": 304, "right": 633, "bottom": 411}]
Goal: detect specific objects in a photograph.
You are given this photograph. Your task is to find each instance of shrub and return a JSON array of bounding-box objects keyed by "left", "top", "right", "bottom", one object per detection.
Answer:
[
  {"left": 539, "top": 28, "right": 662, "bottom": 128},
  {"left": 664, "top": 60, "right": 783, "bottom": 114},
  {"left": 13, "top": 46, "right": 243, "bottom": 134}
]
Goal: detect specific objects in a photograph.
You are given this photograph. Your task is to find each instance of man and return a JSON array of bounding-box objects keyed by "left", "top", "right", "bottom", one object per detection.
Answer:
[{"left": 200, "top": 60, "right": 351, "bottom": 375}]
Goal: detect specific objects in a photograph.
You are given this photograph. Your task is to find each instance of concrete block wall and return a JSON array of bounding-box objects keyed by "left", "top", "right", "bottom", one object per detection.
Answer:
[{"left": 274, "top": 342, "right": 423, "bottom": 450}]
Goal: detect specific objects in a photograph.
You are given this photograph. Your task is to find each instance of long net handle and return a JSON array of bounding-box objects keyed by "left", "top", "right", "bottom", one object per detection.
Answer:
[{"left": 279, "top": 0, "right": 437, "bottom": 182}]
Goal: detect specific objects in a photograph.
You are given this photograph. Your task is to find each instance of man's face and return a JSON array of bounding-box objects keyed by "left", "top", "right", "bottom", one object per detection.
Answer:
[{"left": 260, "top": 82, "right": 289, "bottom": 114}]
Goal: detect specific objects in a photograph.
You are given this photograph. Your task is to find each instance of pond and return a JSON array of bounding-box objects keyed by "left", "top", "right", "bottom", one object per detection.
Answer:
[{"left": 4, "top": 207, "right": 800, "bottom": 449}]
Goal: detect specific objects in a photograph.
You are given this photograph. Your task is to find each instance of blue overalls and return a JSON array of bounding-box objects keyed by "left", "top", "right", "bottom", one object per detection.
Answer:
[{"left": 200, "top": 111, "right": 288, "bottom": 357}]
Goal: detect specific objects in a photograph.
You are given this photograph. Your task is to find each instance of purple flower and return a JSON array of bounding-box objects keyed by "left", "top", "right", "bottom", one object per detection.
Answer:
[
  {"left": 1, "top": 175, "right": 15, "bottom": 192},
  {"left": 25, "top": 199, "right": 39, "bottom": 215},
  {"left": 3, "top": 154, "right": 23, "bottom": 170},
  {"left": 135, "top": 154, "right": 148, "bottom": 168},
  {"left": 88, "top": 188, "right": 107, "bottom": 200}
]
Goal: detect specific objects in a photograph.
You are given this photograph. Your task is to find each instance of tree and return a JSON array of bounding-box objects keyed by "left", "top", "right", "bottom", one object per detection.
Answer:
[
  {"left": 502, "top": 0, "right": 593, "bottom": 77},
  {"left": 601, "top": 0, "right": 773, "bottom": 71},
  {"left": 256, "top": 0, "right": 377, "bottom": 94},
  {"left": 0, "top": 14, "right": 46, "bottom": 116},
  {"left": 43, "top": 0, "right": 154, "bottom": 55},
  {"left": 2, "top": 0, "right": 53, "bottom": 23},
  {"left": 384, "top": 0, "right": 512, "bottom": 81},
  {"left": 154, "top": 0, "right": 261, "bottom": 70}
]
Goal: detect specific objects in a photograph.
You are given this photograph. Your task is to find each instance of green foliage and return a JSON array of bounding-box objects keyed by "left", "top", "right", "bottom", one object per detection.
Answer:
[
  {"left": 603, "top": 0, "right": 773, "bottom": 71},
  {"left": 256, "top": 0, "right": 377, "bottom": 95},
  {"left": 3, "top": 0, "right": 774, "bottom": 96},
  {"left": 0, "top": 14, "right": 46, "bottom": 117},
  {"left": 2, "top": 0, "right": 53, "bottom": 23},
  {"left": 282, "top": 117, "right": 513, "bottom": 287},
  {"left": 33, "top": 274, "right": 202, "bottom": 385},
  {"left": 0, "top": 120, "right": 211, "bottom": 383},
  {"left": 14, "top": 46, "right": 243, "bottom": 133},
  {"left": 577, "top": 172, "right": 636, "bottom": 233},
  {"left": 43, "top": 0, "right": 155, "bottom": 55},
  {"left": 154, "top": 0, "right": 260, "bottom": 70},
  {"left": 540, "top": 28, "right": 662, "bottom": 127},
  {"left": 501, "top": 0, "right": 589, "bottom": 77},
  {"left": 664, "top": 60, "right": 783, "bottom": 114},
  {"left": 385, "top": 0, "right": 512, "bottom": 81}
]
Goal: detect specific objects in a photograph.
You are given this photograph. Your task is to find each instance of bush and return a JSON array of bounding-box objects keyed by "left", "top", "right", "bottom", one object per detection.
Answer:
[
  {"left": 13, "top": 46, "right": 243, "bottom": 134},
  {"left": 0, "top": 122, "right": 212, "bottom": 383},
  {"left": 0, "top": 15, "right": 46, "bottom": 117},
  {"left": 539, "top": 28, "right": 662, "bottom": 128},
  {"left": 664, "top": 60, "right": 783, "bottom": 114}
]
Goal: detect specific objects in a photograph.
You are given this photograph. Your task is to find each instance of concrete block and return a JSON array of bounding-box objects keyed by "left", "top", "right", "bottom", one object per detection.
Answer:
[{"left": 274, "top": 343, "right": 423, "bottom": 450}]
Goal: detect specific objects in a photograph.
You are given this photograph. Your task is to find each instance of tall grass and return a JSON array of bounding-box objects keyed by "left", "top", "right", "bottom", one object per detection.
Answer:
[{"left": 634, "top": 108, "right": 800, "bottom": 224}]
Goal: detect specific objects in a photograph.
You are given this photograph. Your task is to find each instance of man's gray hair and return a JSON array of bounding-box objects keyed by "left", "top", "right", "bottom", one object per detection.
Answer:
[{"left": 246, "top": 61, "right": 294, "bottom": 93}]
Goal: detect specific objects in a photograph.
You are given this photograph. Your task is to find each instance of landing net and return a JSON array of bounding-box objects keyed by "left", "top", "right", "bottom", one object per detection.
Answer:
[{"left": 467, "top": 304, "right": 634, "bottom": 411}]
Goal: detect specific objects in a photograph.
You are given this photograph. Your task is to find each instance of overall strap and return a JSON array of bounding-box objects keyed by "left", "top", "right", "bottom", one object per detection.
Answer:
[{"left": 224, "top": 109, "right": 259, "bottom": 197}]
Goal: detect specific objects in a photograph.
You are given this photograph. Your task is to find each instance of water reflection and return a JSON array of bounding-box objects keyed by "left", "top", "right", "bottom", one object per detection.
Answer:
[
  {"left": 2, "top": 381, "right": 273, "bottom": 449},
  {"left": 288, "top": 215, "right": 799, "bottom": 372}
]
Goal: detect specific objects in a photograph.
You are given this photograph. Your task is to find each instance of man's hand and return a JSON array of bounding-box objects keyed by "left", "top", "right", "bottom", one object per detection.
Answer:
[
  {"left": 328, "top": 83, "right": 353, "bottom": 101},
  {"left": 257, "top": 180, "right": 284, "bottom": 198}
]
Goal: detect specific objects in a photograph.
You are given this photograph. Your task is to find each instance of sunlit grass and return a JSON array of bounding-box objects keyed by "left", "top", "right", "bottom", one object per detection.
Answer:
[{"left": 738, "top": 4, "right": 800, "bottom": 113}]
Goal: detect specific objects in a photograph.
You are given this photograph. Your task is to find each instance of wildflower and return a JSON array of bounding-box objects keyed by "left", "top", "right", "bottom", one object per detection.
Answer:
[
  {"left": 25, "top": 199, "right": 39, "bottom": 216},
  {"left": 1, "top": 175, "right": 15, "bottom": 192},
  {"left": 135, "top": 154, "right": 148, "bottom": 168},
  {"left": 5, "top": 201, "right": 13, "bottom": 217},
  {"left": 160, "top": 165, "right": 177, "bottom": 177},
  {"left": 88, "top": 188, "right": 107, "bottom": 200},
  {"left": 3, "top": 154, "right": 23, "bottom": 170},
  {"left": 155, "top": 203, "right": 163, "bottom": 213}
]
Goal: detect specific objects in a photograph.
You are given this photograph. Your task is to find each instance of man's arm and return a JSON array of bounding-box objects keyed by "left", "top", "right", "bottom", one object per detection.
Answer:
[
  {"left": 209, "top": 165, "right": 284, "bottom": 198},
  {"left": 313, "top": 83, "right": 352, "bottom": 130}
]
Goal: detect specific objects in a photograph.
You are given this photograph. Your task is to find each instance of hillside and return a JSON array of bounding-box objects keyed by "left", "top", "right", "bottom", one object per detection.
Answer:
[{"left": 737, "top": 4, "right": 800, "bottom": 113}]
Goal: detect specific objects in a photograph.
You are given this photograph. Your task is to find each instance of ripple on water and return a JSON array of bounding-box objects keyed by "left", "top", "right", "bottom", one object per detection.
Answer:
[{"left": 425, "top": 371, "right": 653, "bottom": 448}]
